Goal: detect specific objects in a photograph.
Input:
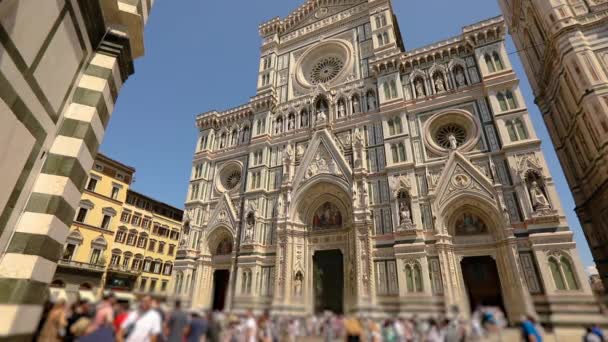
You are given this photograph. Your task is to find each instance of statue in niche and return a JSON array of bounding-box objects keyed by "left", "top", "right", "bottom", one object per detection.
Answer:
[
  {"left": 316, "top": 101, "right": 327, "bottom": 123},
  {"left": 455, "top": 68, "right": 466, "bottom": 87},
  {"left": 338, "top": 101, "right": 346, "bottom": 117},
  {"left": 415, "top": 79, "right": 425, "bottom": 97},
  {"left": 448, "top": 134, "right": 458, "bottom": 150},
  {"left": 301, "top": 112, "right": 309, "bottom": 127},
  {"left": 529, "top": 181, "right": 550, "bottom": 210},
  {"left": 244, "top": 212, "right": 255, "bottom": 242},
  {"left": 434, "top": 75, "right": 445, "bottom": 92},
  {"left": 367, "top": 93, "right": 377, "bottom": 111},
  {"left": 399, "top": 202, "right": 411, "bottom": 225},
  {"left": 277, "top": 195, "right": 285, "bottom": 217},
  {"left": 288, "top": 115, "right": 295, "bottom": 130},
  {"left": 294, "top": 271, "right": 303, "bottom": 297},
  {"left": 283, "top": 143, "right": 294, "bottom": 163},
  {"left": 312, "top": 202, "right": 342, "bottom": 230},
  {"left": 352, "top": 97, "right": 360, "bottom": 113},
  {"left": 353, "top": 128, "right": 364, "bottom": 147}
]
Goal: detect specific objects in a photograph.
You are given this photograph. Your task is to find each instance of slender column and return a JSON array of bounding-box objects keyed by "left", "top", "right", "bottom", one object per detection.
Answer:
[{"left": 0, "top": 40, "right": 131, "bottom": 339}]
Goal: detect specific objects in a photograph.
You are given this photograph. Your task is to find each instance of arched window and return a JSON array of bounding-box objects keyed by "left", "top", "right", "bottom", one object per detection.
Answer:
[
  {"left": 549, "top": 257, "right": 566, "bottom": 290},
  {"left": 405, "top": 263, "right": 423, "bottom": 293},
  {"left": 493, "top": 52, "right": 504, "bottom": 70},
  {"left": 497, "top": 92, "right": 508, "bottom": 111},
  {"left": 241, "top": 269, "right": 252, "bottom": 294},
  {"left": 377, "top": 34, "right": 384, "bottom": 46},
  {"left": 366, "top": 90, "right": 377, "bottom": 111},
  {"left": 413, "top": 264, "right": 423, "bottom": 292},
  {"left": 561, "top": 257, "right": 578, "bottom": 290},
  {"left": 391, "top": 144, "right": 398, "bottom": 163},
  {"left": 405, "top": 265, "right": 414, "bottom": 292},
  {"left": 394, "top": 117, "right": 402, "bottom": 134},
  {"left": 175, "top": 271, "right": 183, "bottom": 294},
  {"left": 241, "top": 126, "right": 249, "bottom": 143},
  {"left": 256, "top": 120, "right": 262, "bottom": 134},
  {"left": 398, "top": 143, "right": 406, "bottom": 162},
  {"left": 375, "top": 16, "right": 381, "bottom": 28},
  {"left": 115, "top": 227, "right": 127, "bottom": 243},
  {"left": 485, "top": 54, "right": 496, "bottom": 73},
  {"left": 505, "top": 90, "right": 517, "bottom": 109},
  {"left": 231, "top": 130, "right": 238, "bottom": 146},
  {"left": 506, "top": 120, "right": 518, "bottom": 141},
  {"left": 381, "top": 14, "right": 387, "bottom": 27},
  {"left": 514, "top": 118, "right": 528, "bottom": 140},
  {"left": 390, "top": 79, "right": 397, "bottom": 98},
  {"left": 220, "top": 133, "right": 227, "bottom": 148},
  {"left": 383, "top": 82, "right": 391, "bottom": 99},
  {"left": 383, "top": 32, "right": 389, "bottom": 45},
  {"left": 388, "top": 119, "right": 395, "bottom": 136}
]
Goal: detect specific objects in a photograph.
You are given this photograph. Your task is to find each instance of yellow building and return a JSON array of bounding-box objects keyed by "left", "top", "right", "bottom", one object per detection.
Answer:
[
  {"left": 111, "top": 190, "right": 182, "bottom": 300},
  {"left": 52, "top": 154, "right": 135, "bottom": 302},
  {"left": 51, "top": 154, "right": 183, "bottom": 303}
]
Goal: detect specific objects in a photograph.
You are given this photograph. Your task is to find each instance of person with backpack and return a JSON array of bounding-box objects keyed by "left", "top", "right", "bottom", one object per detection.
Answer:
[{"left": 520, "top": 314, "right": 543, "bottom": 342}]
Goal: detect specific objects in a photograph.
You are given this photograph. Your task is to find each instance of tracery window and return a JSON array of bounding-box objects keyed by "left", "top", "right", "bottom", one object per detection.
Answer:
[
  {"left": 241, "top": 269, "right": 253, "bottom": 294},
  {"left": 375, "top": 260, "right": 399, "bottom": 295},
  {"left": 496, "top": 90, "right": 518, "bottom": 112},
  {"left": 485, "top": 51, "right": 505, "bottom": 73},
  {"left": 387, "top": 117, "right": 402, "bottom": 136},
  {"left": 405, "top": 262, "right": 423, "bottom": 293},
  {"left": 390, "top": 143, "right": 406, "bottom": 163},
  {"left": 506, "top": 118, "right": 528, "bottom": 142},
  {"left": 548, "top": 253, "right": 579, "bottom": 291}
]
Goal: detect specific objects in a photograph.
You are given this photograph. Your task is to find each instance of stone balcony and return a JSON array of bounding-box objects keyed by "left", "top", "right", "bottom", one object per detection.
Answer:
[{"left": 57, "top": 259, "right": 106, "bottom": 273}]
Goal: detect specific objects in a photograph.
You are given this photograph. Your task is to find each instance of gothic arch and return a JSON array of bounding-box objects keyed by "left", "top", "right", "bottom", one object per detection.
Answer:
[
  {"left": 206, "top": 225, "right": 234, "bottom": 256},
  {"left": 441, "top": 195, "right": 503, "bottom": 238},
  {"left": 290, "top": 178, "right": 352, "bottom": 227}
]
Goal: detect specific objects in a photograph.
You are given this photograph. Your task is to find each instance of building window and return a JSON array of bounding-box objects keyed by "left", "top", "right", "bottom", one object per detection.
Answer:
[
  {"left": 148, "top": 240, "right": 156, "bottom": 252},
  {"left": 168, "top": 244, "right": 175, "bottom": 256},
  {"left": 131, "top": 215, "right": 141, "bottom": 226},
  {"left": 153, "top": 261, "right": 161, "bottom": 274},
  {"left": 387, "top": 117, "right": 402, "bottom": 136},
  {"left": 548, "top": 254, "right": 579, "bottom": 291},
  {"left": 110, "top": 253, "right": 121, "bottom": 267},
  {"left": 506, "top": 118, "right": 528, "bottom": 142},
  {"left": 149, "top": 279, "right": 157, "bottom": 292},
  {"left": 485, "top": 51, "right": 505, "bottom": 74},
  {"left": 86, "top": 178, "right": 98, "bottom": 192},
  {"left": 143, "top": 259, "right": 152, "bottom": 272},
  {"left": 132, "top": 258, "right": 142, "bottom": 271},
  {"left": 137, "top": 235, "right": 147, "bottom": 248},
  {"left": 375, "top": 14, "right": 387, "bottom": 28},
  {"left": 496, "top": 90, "right": 518, "bottom": 112},
  {"left": 126, "top": 232, "right": 136, "bottom": 246},
  {"left": 122, "top": 254, "right": 131, "bottom": 269},
  {"left": 115, "top": 229, "right": 126, "bottom": 243},
  {"left": 101, "top": 215, "right": 111, "bottom": 230},
  {"left": 190, "top": 183, "right": 199, "bottom": 201},
  {"left": 111, "top": 186, "right": 120, "bottom": 200},
  {"left": 139, "top": 278, "right": 147, "bottom": 292},
  {"left": 163, "top": 263, "right": 172, "bottom": 275},
  {"left": 142, "top": 218, "right": 151, "bottom": 229},
  {"left": 89, "top": 249, "right": 102, "bottom": 265},
  {"left": 405, "top": 262, "right": 423, "bottom": 293},
  {"left": 375, "top": 260, "right": 399, "bottom": 295},
  {"left": 241, "top": 269, "right": 253, "bottom": 295},
  {"left": 62, "top": 244, "right": 77, "bottom": 261},
  {"left": 158, "top": 242, "right": 165, "bottom": 254},
  {"left": 161, "top": 280, "right": 168, "bottom": 292},
  {"left": 75, "top": 208, "right": 88, "bottom": 223},
  {"left": 383, "top": 80, "right": 398, "bottom": 100},
  {"left": 390, "top": 143, "right": 406, "bottom": 163},
  {"left": 120, "top": 211, "right": 131, "bottom": 223},
  {"left": 251, "top": 171, "right": 262, "bottom": 189}
]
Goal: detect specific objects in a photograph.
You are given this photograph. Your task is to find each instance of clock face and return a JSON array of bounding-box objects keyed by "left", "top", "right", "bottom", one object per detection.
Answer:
[{"left": 310, "top": 56, "right": 344, "bottom": 84}]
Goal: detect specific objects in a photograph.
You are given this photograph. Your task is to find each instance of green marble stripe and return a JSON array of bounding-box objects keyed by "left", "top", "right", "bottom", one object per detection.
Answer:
[
  {"left": 29, "top": 6, "right": 69, "bottom": 72},
  {"left": 84, "top": 63, "right": 118, "bottom": 102},
  {"left": 5, "top": 232, "right": 63, "bottom": 263},
  {"left": 57, "top": 118, "right": 100, "bottom": 156},
  {"left": 0, "top": 278, "right": 50, "bottom": 305},
  {"left": 41, "top": 154, "right": 88, "bottom": 190},
  {"left": 72, "top": 87, "right": 110, "bottom": 128},
  {"left": 24, "top": 193, "right": 75, "bottom": 228}
]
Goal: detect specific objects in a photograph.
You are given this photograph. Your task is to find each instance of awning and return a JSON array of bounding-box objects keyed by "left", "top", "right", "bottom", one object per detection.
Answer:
[
  {"left": 113, "top": 291, "right": 136, "bottom": 302},
  {"left": 78, "top": 290, "right": 98, "bottom": 303}
]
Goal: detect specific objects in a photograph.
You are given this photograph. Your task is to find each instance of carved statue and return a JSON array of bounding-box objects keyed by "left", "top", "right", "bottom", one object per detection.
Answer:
[
  {"left": 353, "top": 128, "right": 364, "bottom": 147},
  {"left": 415, "top": 79, "right": 425, "bottom": 98},
  {"left": 352, "top": 97, "right": 360, "bottom": 113},
  {"left": 399, "top": 202, "right": 411, "bottom": 224},
  {"left": 529, "top": 181, "right": 550, "bottom": 210},
  {"left": 301, "top": 113, "right": 309, "bottom": 127},
  {"left": 294, "top": 272, "right": 303, "bottom": 297},
  {"left": 283, "top": 143, "right": 294, "bottom": 163},
  {"left": 277, "top": 195, "right": 285, "bottom": 217},
  {"left": 455, "top": 68, "right": 466, "bottom": 87},
  {"left": 288, "top": 115, "right": 295, "bottom": 130},
  {"left": 434, "top": 76, "right": 445, "bottom": 92},
  {"left": 338, "top": 101, "right": 345, "bottom": 117},
  {"left": 316, "top": 102, "right": 327, "bottom": 123},
  {"left": 448, "top": 134, "right": 458, "bottom": 150},
  {"left": 367, "top": 93, "right": 377, "bottom": 111}
]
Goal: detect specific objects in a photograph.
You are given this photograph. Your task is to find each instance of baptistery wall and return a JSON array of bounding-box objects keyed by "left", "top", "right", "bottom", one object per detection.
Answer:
[{"left": 174, "top": 0, "right": 606, "bottom": 326}]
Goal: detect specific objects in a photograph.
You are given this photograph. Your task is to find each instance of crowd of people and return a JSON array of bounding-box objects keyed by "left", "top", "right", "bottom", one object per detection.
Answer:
[{"left": 34, "top": 294, "right": 605, "bottom": 342}]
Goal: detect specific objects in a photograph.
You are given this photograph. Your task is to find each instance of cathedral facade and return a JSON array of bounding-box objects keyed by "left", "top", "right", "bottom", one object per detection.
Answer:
[{"left": 174, "top": 0, "right": 605, "bottom": 326}]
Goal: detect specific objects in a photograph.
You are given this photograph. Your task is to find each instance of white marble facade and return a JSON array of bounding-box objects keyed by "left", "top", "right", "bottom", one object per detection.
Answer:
[{"left": 173, "top": 0, "right": 604, "bottom": 326}]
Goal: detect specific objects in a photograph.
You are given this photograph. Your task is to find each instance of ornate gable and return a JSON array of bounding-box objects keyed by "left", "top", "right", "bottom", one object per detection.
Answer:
[
  {"left": 433, "top": 152, "right": 496, "bottom": 208},
  {"left": 292, "top": 129, "right": 352, "bottom": 191},
  {"left": 207, "top": 193, "right": 238, "bottom": 233}
]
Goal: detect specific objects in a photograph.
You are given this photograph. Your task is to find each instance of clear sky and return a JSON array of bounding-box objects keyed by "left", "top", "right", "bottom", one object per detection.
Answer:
[{"left": 101, "top": 1, "right": 594, "bottom": 267}]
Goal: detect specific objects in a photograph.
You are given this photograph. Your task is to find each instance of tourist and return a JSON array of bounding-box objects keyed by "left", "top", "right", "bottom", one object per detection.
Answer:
[
  {"left": 244, "top": 310, "right": 258, "bottom": 342},
  {"left": 166, "top": 300, "right": 188, "bottom": 342},
  {"left": 367, "top": 320, "right": 381, "bottom": 342},
  {"left": 87, "top": 292, "right": 115, "bottom": 335},
  {"left": 205, "top": 312, "right": 221, "bottom": 342},
  {"left": 584, "top": 324, "right": 606, "bottom": 342},
  {"left": 381, "top": 319, "right": 396, "bottom": 342},
  {"left": 37, "top": 299, "right": 68, "bottom": 342},
  {"left": 65, "top": 300, "right": 92, "bottom": 341},
  {"left": 258, "top": 310, "right": 274, "bottom": 342},
  {"left": 114, "top": 302, "right": 131, "bottom": 335},
  {"left": 520, "top": 314, "right": 543, "bottom": 342},
  {"left": 120, "top": 295, "right": 163, "bottom": 342},
  {"left": 184, "top": 311, "right": 207, "bottom": 342},
  {"left": 426, "top": 319, "right": 442, "bottom": 342}
]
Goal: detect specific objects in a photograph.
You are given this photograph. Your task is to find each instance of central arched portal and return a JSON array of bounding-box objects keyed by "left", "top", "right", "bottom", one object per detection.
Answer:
[{"left": 291, "top": 178, "right": 354, "bottom": 315}]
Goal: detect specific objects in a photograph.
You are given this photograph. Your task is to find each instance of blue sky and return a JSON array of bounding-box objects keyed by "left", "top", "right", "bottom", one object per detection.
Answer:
[{"left": 101, "top": 1, "right": 594, "bottom": 267}]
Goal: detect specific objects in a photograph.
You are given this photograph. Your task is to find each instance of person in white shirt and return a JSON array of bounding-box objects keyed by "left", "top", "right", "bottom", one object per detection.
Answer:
[
  {"left": 244, "top": 310, "right": 258, "bottom": 342},
  {"left": 120, "top": 295, "right": 162, "bottom": 342}
]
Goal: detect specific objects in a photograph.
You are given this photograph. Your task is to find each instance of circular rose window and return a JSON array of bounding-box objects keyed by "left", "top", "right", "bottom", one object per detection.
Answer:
[
  {"left": 216, "top": 162, "right": 243, "bottom": 193},
  {"left": 435, "top": 124, "right": 467, "bottom": 149},
  {"left": 295, "top": 40, "right": 353, "bottom": 89},
  {"left": 310, "top": 56, "right": 344, "bottom": 84},
  {"left": 423, "top": 109, "right": 481, "bottom": 155}
]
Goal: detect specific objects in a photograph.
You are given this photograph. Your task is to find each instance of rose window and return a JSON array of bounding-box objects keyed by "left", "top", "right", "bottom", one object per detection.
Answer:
[
  {"left": 435, "top": 124, "right": 467, "bottom": 149},
  {"left": 310, "top": 56, "right": 344, "bottom": 84},
  {"left": 217, "top": 162, "right": 243, "bottom": 192}
]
